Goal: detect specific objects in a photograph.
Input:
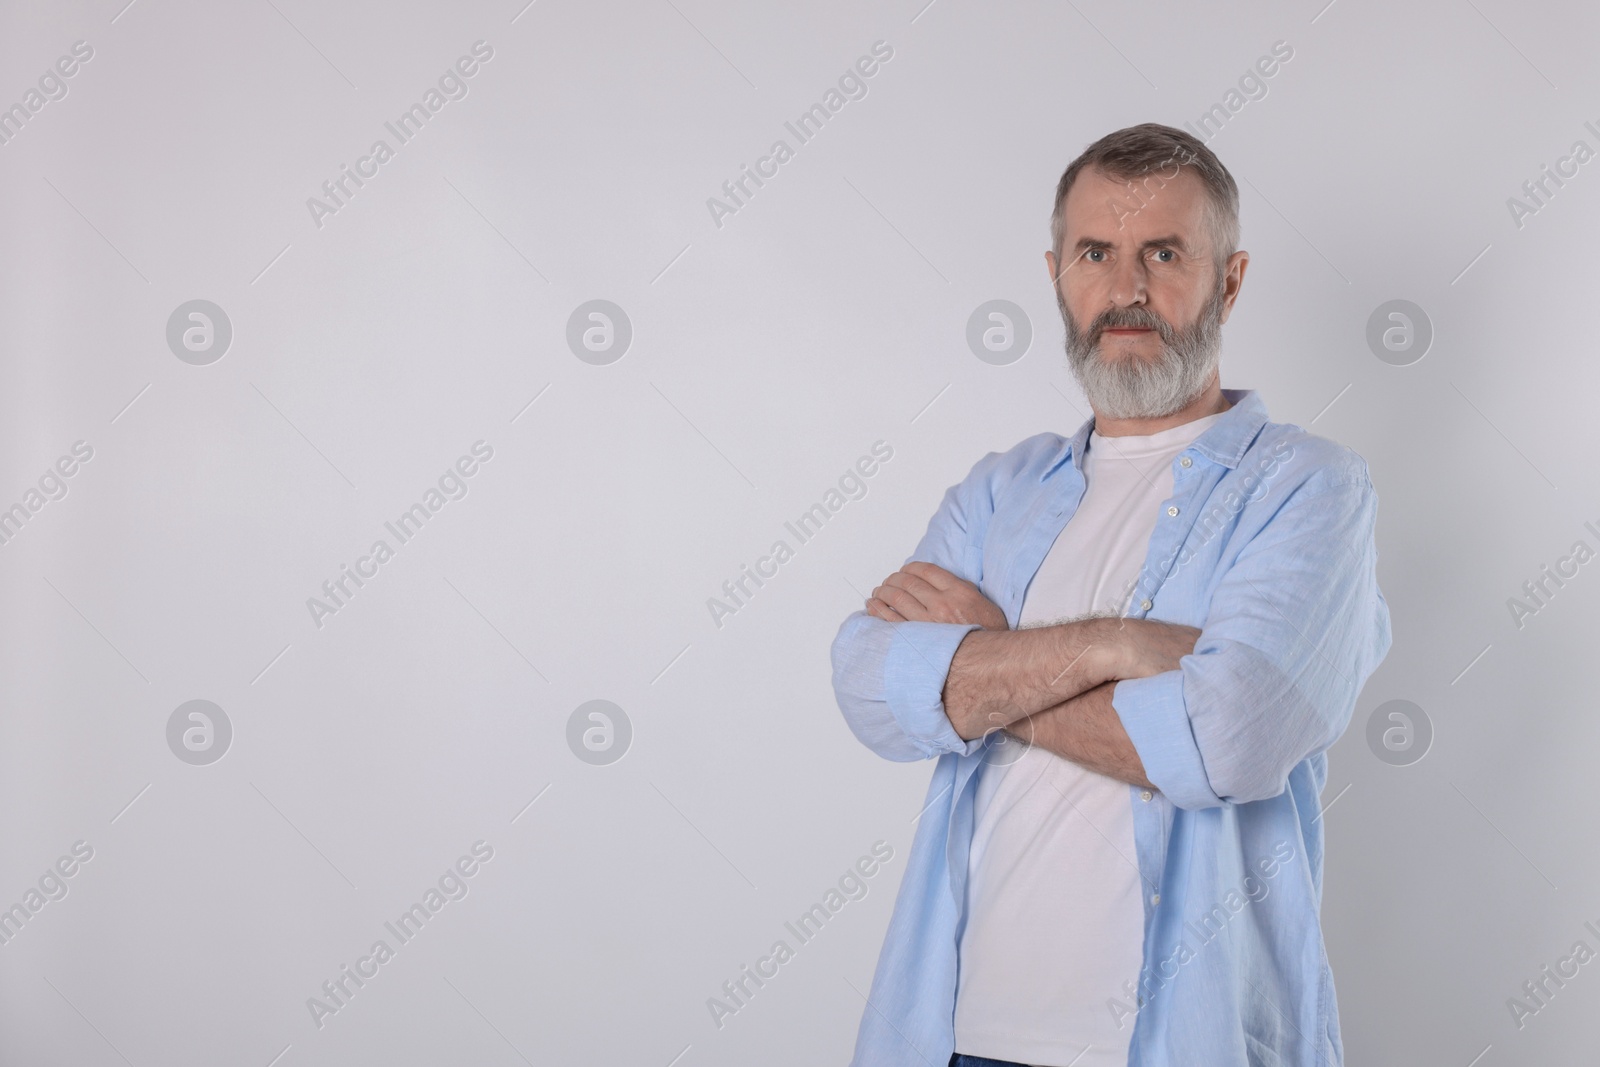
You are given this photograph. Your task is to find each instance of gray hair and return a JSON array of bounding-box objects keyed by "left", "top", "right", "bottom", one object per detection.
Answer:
[{"left": 1049, "top": 123, "right": 1240, "bottom": 274}]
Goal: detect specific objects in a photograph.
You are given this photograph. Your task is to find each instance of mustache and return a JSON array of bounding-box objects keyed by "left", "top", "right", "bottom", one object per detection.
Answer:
[{"left": 1090, "top": 306, "right": 1171, "bottom": 342}]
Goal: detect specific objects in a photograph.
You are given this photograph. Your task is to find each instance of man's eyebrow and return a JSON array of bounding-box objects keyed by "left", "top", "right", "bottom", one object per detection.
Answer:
[{"left": 1071, "top": 234, "right": 1194, "bottom": 254}]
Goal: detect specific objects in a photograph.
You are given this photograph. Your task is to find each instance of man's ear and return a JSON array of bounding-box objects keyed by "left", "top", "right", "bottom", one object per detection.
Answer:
[{"left": 1044, "top": 249, "right": 1059, "bottom": 285}]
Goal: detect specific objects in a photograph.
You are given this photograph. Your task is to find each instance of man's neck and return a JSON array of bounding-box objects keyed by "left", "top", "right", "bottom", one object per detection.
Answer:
[{"left": 1091, "top": 382, "right": 1231, "bottom": 438}]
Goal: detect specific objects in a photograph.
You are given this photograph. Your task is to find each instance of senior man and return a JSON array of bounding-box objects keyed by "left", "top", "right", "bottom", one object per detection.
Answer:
[{"left": 830, "top": 123, "right": 1392, "bottom": 1067}]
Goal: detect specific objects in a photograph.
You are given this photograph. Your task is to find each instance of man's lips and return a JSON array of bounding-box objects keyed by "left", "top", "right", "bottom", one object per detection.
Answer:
[{"left": 1101, "top": 327, "right": 1154, "bottom": 335}]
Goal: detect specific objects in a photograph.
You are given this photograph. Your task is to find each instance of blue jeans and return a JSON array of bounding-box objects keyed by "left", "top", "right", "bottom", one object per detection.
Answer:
[{"left": 949, "top": 1055, "right": 1031, "bottom": 1067}]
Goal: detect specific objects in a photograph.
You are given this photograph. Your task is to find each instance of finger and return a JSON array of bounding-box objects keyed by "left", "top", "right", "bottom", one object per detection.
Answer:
[
  {"left": 866, "top": 597, "right": 907, "bottom": 622},
  {"left": 871, "top": 584, "right": 928, "bottom": 618},
  {"left": 881, "top": 570, "right": 945, "bottom": 603},
  {"left": 902, "top": 560, "right": 959, "bottom": 590}
]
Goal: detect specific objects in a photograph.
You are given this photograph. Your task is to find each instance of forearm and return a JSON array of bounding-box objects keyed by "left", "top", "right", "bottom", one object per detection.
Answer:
[
  {"left": 942, "top": 616, "right": 1119, "bottom": 741},
  {"left": 1005, "top": 681, "right": 1155, "bottom": 790}
]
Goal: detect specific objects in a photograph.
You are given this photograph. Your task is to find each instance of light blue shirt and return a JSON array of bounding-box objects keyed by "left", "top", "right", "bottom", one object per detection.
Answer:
[{"left": 831, "top": 388, "right": 1391, "bottom": 1067}]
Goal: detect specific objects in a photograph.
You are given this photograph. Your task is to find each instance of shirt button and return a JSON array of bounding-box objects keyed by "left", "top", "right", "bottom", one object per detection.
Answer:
[
  {"left": 1140, "top": 598, "right": 1152, "bottom": 611},
  {"left": 1140, "top": 790, "right": 1153, "bottom": 802},
  {"left": 1180, "top": 456, "right": 1192, "bottom": 467},
  {"left": 1166, "top": 505, "right": 1179, "bottom": 517},
  {"left": 1151, "top": 893, "right": 1161, "bottom": 906}
]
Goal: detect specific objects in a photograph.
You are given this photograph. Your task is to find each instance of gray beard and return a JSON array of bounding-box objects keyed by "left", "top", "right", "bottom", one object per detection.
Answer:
[{"left": 1059, "top": 277, "right": 1227, "bottom": 421}]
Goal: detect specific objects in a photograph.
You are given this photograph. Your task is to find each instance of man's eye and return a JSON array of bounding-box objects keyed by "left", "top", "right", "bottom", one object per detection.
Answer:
[
  {"left": 1085, "top": 249, "right": 1106, "bottom": 262},
  {"left": 1152, "top": 249, "right": 1175, "bottom": 262}
]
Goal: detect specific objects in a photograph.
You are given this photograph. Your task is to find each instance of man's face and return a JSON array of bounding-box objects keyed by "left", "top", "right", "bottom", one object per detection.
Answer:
[{"left": 1046, "top": 164, "right": 1245, "bottom": 420}]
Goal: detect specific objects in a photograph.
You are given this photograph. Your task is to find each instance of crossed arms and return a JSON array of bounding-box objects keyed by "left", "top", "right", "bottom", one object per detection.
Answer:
[
  {"left": 865, "top": 562, "right": 1198, "bottom": 791},
  {"left": 829, "top": 447, "right": 1391, "bottom": 810}
]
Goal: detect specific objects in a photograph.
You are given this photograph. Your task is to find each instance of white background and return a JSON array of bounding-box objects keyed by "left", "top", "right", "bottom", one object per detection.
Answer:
[{"left": 1, "top": 0, "right": 1597, "bottom": 1064}]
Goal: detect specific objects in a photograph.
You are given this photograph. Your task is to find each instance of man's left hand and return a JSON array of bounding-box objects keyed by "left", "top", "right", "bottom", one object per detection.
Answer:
[{"left": 864, "top": 561, "right": 1008, "bottom": 631}]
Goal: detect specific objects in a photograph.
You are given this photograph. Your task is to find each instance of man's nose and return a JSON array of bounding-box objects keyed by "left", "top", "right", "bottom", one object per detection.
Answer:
[{"left": 1108, "top": 256, "right": 1148, "bottom": 306}]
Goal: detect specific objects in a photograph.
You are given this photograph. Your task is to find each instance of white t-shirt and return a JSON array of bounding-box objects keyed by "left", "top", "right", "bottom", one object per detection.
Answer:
[{"left": 953, "top": 411, "right": 1223, "bottom": 1067}]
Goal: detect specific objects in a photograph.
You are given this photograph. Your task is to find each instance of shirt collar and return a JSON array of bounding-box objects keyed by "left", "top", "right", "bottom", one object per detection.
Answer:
[{"left": 1039, "top": 387, "right": 1270, "bottom": 482}]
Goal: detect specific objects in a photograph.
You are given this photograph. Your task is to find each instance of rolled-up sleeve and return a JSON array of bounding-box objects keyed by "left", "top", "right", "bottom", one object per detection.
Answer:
[
  {"left": 830, "top": 449, "right": 1009, "bottom": 762},
  {"left": 1113, "top": 471, "right": 1393, "bottom": 809}
]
